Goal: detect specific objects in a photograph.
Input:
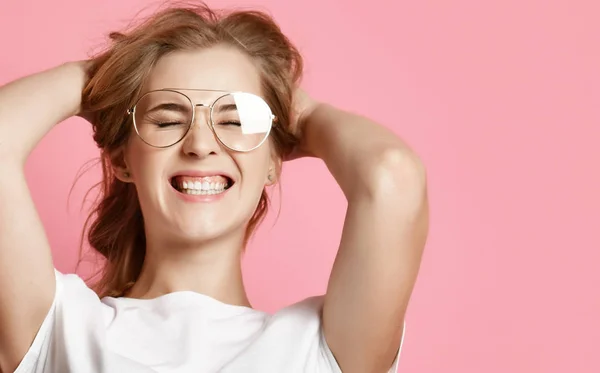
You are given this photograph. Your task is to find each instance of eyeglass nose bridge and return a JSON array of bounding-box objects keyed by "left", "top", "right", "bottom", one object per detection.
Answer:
[
  {"left": 173, "top": 102, "right": 222, "bottom": 154},
  {"left": 188, "top": 102, "right": 216, "bottom": 130}
]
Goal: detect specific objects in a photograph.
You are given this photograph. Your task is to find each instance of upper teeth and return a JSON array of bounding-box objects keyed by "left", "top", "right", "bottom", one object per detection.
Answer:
[
  {"left": 182, "top": 180, "right": 226, "bottom": 191},
  {"left": 173, "top": 176, "right": 230, "bottom": 195}
]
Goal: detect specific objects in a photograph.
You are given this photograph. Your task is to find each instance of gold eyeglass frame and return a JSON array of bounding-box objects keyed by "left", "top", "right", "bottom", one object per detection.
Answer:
[{"left": 127, "top": 88, "right": 278, "bottom": 152}]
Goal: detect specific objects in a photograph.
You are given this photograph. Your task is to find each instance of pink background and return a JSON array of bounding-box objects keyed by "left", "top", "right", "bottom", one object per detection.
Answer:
[{"left": 1, "top": 0, "right": 599, "bottom": 371}]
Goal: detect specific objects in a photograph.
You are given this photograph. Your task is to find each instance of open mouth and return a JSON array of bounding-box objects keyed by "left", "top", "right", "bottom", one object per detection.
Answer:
[{"left": 169, "top": 175, "right": 234, "bottom": 195}]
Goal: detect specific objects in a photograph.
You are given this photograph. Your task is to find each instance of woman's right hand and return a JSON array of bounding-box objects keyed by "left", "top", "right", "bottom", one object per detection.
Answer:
[
  {"left": 0, "top": 60, "right": 91, "bottom": 165},
  {"left": 73, "top": 59, "right": 94, "bottom": 123}
]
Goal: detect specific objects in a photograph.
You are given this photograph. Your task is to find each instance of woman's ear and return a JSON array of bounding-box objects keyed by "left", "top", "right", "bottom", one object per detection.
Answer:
[
  {"left": 110, "top": 148, "right": 133, "bottom": 183},
  {"left": 266, "top": 155, "right": 282, "bottom": 186}
]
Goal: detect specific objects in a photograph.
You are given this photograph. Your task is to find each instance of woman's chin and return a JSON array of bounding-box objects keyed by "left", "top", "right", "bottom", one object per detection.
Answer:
[{"left": 166, "top": 221, "right": 244, "bottom": 246}]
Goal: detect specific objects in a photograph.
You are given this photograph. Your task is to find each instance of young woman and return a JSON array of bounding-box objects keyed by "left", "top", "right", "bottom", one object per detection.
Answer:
[{"left": 0, "top": 3, "right": 428, "bottom": 373}]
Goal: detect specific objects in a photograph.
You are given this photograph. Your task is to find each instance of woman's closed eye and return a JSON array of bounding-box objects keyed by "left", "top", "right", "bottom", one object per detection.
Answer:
[
  {"left": 215, "top": 120, "right": 242, "bottom": 126},
  {"left": 156, "top": 121, "right": 186, "bottom": 128}
]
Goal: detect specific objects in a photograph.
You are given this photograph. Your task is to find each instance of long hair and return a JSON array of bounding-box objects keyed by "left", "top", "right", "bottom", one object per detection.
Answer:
[{"left": 78, "top": 1, "right": 302, "bottom": 298}]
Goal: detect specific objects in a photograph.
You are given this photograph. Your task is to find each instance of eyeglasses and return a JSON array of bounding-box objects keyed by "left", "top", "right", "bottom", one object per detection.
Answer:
[{"left": 127, "top": 89, "right": 277, "bottom": 152}]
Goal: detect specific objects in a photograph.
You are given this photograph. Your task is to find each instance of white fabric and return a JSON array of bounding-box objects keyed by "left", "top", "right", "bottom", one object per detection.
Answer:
[{"left": 14, "top": 269, "right": 404, "bottom": 373}]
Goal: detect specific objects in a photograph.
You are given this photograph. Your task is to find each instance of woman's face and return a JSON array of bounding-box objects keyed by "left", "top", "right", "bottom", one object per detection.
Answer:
[{"left": 119, "top": 45, "right": 277, "bottom": 245}]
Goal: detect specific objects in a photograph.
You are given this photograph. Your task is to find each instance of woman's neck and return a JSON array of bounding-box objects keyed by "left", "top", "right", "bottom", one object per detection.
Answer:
[{"left": 126, "top": 233, "right": 251, "bottom": 307}]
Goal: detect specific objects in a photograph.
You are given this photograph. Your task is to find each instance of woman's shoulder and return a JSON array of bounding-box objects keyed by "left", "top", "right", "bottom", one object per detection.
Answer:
[
  {"left": 225, "top": 296, "right": 342, "bottom": 372},
  {"left": 264, "top": 295, "right": 326, "bottom": 332},
  {"left": 273, "top": 295, "right": 325, "bottom": 316},
  {"left": 53, "top": 269, "right": 102, "bottom": 303}
]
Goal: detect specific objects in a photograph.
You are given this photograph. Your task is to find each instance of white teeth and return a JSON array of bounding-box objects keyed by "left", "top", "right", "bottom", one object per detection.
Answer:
[
  {"left": 174, "top": 176, "right": 229, "bottom": 195},
  {"left": 180, "top": 187, "right": 226, "bottom": 195}
]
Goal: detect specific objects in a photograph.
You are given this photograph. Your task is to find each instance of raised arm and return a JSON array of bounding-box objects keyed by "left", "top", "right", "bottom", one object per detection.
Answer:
[
  {"left": 0, "top": 62, "right": 88, "bottom": 372},
  {"left": 297, "top": 92, "right": 429, "bottom": 373}
]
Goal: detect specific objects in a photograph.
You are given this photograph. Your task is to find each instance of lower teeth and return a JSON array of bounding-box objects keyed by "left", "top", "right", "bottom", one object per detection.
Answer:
[{"left": 181, "top": 189, "right": 224, "bottom": 195}]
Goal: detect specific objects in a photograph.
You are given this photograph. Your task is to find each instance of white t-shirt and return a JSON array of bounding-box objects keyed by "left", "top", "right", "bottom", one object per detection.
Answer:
[{"left": 14, "top": 269, "right": 404, "bottom": 373}]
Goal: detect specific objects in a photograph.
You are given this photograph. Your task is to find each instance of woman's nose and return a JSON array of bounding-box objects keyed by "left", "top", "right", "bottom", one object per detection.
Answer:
[{"left": 181, "top": 105, "right": 221, "bottom": 158}]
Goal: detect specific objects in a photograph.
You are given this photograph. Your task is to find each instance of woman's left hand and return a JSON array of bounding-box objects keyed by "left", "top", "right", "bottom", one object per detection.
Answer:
[{"left": 285, "top": 88, "right": 320, "bottom": 161}]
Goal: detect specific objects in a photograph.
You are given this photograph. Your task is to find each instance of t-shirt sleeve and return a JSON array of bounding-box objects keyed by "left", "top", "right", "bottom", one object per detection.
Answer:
[
  {"left": 318, "top": 319, "right": 406, "bottom": 373},
  {"left": 13, "top": 269, "right": 107, "bottom": 373},
  {"left": 268, "top": 295, "right": 407, "bottom": 373}
]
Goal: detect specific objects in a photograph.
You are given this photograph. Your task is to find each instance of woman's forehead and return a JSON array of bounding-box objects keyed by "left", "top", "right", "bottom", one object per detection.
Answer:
[
  {"left": 143, "top": 47, "right": 263, "bottom": 97},
  {"left": 142, "top": 89, "right": 233, "bottom": 102}
]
